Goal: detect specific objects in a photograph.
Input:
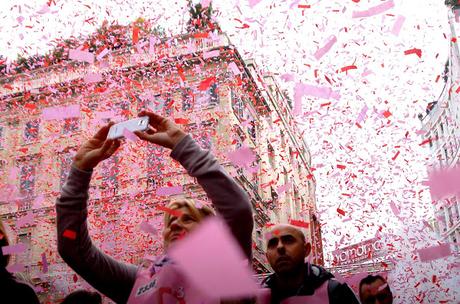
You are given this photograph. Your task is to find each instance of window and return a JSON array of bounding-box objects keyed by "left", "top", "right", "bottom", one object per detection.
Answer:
[
  {"left": 16, "top": 232, "right": 32, "bottom": 265},
  {"left": 17, "top": 157, "right": 38, "bottom": 198},
  {"left": 62, "top": 118, "right": 80, "bottom": 135},
  {"left": 59, "top": 149, "right": 75, "bottom": 189},
  {"left": 189, "top": 122, "right": 213, "bottom": 150},
  {"left": 267, "top": 141, "right": 275, "bottom": 169},
  {"left": 182, "top": 87, "right": 194, "bottom": 112},
  {"left": 101, "top": 155, "right": 119, "bottom": 190},
  {"left": 195, "top": 83, "right": 219, "bottom": 110},
  {"left": 146, "top": 145, "right": 164, "bottom": 176},
  {"left": 153, "top": 93, "right": 173, "bottom": 116},
  {"left": 231, "top": 90, "right": 245, "bottom": 120},
  {"left": 117, "top": 99, "right": 130, "bottom": 118},
  {"left": 0, "top": 126, "right": 4, "bottom": 149},
  {"left": 23, "top": 120, "right": 39, "bottom": 144}
]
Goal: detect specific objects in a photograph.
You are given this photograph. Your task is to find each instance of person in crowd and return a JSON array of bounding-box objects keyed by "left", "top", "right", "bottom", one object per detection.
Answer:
[
  {"left": 62, "top": 289, "right": 102, "bottom": 304},
  {"left": 0, "top": 220, "right": 40, "bottom": 304},
  {"left": 56, "top": 111, "right": 253, "bottom": 303},
  {"left": 262, "top": 224, "right": 359, "bottom": 304},
  {"left": 359, "top": 274, "right": 393, "bottom": 304}
]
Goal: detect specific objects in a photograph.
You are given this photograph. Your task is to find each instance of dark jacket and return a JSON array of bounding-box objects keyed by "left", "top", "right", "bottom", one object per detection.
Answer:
[
  {"left": 0, "top": 267, "right": 40, "bottom": 304},
  {"left": 262, "top": 263, "right": 359, "bottom": 304}
]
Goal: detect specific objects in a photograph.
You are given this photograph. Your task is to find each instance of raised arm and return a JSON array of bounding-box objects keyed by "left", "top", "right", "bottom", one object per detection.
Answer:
[
  {"left": 135, "top": 111, "right": 254, "bottom": 259},
  {"left": 56, "top": 123, "right": 137, "bottom": 304}
]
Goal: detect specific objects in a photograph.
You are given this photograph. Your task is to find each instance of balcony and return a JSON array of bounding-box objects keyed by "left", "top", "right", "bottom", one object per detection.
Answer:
[{"left": 0, "top": 32, "right": 231, "bottom": 97}]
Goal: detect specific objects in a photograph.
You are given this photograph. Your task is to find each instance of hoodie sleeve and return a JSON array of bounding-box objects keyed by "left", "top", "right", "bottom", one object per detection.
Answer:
[
  {"left": 170, "top": 135, "right": 254, "bottom": 259},
  {"left": 56, "top": 166, "right": 137, "bottom": 304}
]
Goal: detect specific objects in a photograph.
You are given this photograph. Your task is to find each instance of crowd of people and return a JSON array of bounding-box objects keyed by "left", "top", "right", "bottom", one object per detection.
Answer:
[{"left": 0, "top": 111, "right": 394, "bottom": 303}]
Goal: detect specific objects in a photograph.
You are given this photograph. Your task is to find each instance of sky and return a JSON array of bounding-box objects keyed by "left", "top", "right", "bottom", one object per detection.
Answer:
[{"left": 1, "top": 0, "right": 459, "bottom": 302}]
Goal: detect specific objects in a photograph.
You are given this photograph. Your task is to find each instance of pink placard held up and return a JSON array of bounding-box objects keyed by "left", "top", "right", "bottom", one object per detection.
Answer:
[{"left": 168, "top": 217, "right": 259, "bottom": 300}]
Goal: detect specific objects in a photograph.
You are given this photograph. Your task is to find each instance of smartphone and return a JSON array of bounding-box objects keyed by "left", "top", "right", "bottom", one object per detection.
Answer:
[{"left": 107, "top": 116, "right": 149, "bottom": 139}]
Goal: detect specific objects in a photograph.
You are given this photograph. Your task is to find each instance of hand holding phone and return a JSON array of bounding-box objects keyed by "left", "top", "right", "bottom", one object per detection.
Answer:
[{"left": 107, "top": 116, "right": 150, "bottom": 140}]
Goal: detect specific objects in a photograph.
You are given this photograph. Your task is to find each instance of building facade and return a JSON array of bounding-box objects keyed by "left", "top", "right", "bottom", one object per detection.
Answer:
[
  {"left": 0, "top": 24, "right": 321, "bottom": 300},
  {"left": 419, "top": 5, "right": 460, "bottom": 253}
]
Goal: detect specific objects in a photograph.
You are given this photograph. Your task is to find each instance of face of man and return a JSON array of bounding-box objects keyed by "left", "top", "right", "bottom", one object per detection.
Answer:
[
  {"left": 265, "top": 225, "right": 310, "bottom": 275},
  {"left": 163, "top": 206, "right": 199, "bottom": 249},
  {"left": 360, "top": 279, "right": 393, "bottom": 304}
]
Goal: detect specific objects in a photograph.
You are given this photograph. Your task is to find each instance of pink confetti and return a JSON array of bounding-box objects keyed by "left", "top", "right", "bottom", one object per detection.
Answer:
[
  {"left": 139, "top": 220, "right": 157, "bottom": 235},
  {"left": 168, "top": 217, "right": 259, "bottom": 299},
  {"left": 418, "top": 243, "right": 452, "bottom": 262},
  {"left": 203, "top": 50, "right": 220, "bottom": 59},
  {"left": 69, "top": 49, "right": 95, "bottom": 64},
  {"left": 42, "top": 104, "right": 80, "bottom": 120},
  {"left": 427, "top": 166, "right": 460, "bottom": 200},
  {"left": 41, "top": 252, "right": 48, "bottom": 273},
  {"left": 201, "top": 0, "right": 212, "bottom": 8},
  {"left": 391, "top": 15, "right": 406, "bottom": 36},
  {"left": 389, "top": 201, "right": 400, "bottom": 216},
  {"left": 96, "top": 48, "right": 110, "bottom": 61},
  {"left": 16, "top": 211, "right": 34, "bottom": 228},
  {"left": 248, "top": 0, "right": 263, "bottom": 8},
  {"left": 6, "top": 263, "right": 25, "bottom": 273},
  {"left": 227, "top": 146, "right": 256, "bottom": 168},
  {"left": 352, "top": 0, "right": 395, "bottom": 18},
  {"left": 83, "top": 72, "right": 103, "bottom": 84},
  {"left": 280, "top": 73, "right": 294, "bottom": 82},
  {"left": 122, "top": 127, "right": 139, "bottom": 142},
  {"left": 293, "top": 83, "right": 340, "bottom": 115},
  {"left": 156, "top": 186, "right": 183, "bottom": 196},
  {"left": 2, "top": 242, "right": 27, "bottom": 255},
  {"left": 356, "top": 104, "right": 368, "bottom": 124},
  {"left": 228, "top": 61, "right": 242, "bottom": 75},
  {"left": 276, "top": 181, "right": 292, "bottom": 195},
  {"left": 314, "top": 35, "right": 337, "bottom": 60}
]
